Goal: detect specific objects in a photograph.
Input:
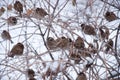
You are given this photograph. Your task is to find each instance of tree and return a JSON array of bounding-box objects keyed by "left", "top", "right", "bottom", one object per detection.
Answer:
[{"left": 0, "top": 0, "right": 120, "bottom": 80}]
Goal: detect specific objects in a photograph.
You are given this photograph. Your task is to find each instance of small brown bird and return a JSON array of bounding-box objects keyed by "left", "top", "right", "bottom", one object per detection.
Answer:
[
  {"left": 81, "top": 24, "right": 96, "bottom": 35},
  {"left": 27, "top": 69, "right": 35, "bottom": 78},
  {"left": 105, "top": 39, "right": 113, "bottom": 52},
  {"left": 1, "top": 30, "right": 13, "bottom": 43},
  {"left": 0, "top": 7, "right": 5, "bottom": 16},
  {"left": 104, "top": 11, "right": 118, "bottom": 22},
  {"left": 9, "top": 43, "right": 24, "bottom": 57},
  {"left": 46, "top": 37, "right": 57, "bottom": 50},
  {"left": 76, "top": 72, "right": 87, "bottom": 80},
  {"left": 74, "top": 36, "right": 85, "bottom": 49},
  {"left": 7, "top": 16, "right": 17, "bottom": 25},
  {"left": 56, "top": 36, "right": 69, "bottom": 49},
  {"left": 14, "top": 1, "right": 23, "bottom": 17},
  {"left": 32, "top": 7, "right": 48, "bottom": 19}
]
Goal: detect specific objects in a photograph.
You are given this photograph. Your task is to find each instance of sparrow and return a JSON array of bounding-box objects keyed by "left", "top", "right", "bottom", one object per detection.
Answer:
[
  {"left": 46, "top": 37, "right": 57, "bottom": 50},
  {"left": 27, "top": 69, "right": 35, "bottom": 78},
  {"left": 81, "top": 24, "right": 96, "bottom": 35},
  {"left": 32, "top": 7, "right": 48, "bottom": 19},
  {"left": 104, "top": 11, "right": 118, "bottom": 22},
  {"left": 74, "top": 36, "right": 85, "bottom": 49},
  {"left": 9, "top": 43, "right": 24, "bottom": 57},
  {"left": 76, "top": 72, "right": 87, "bottom": 80},
  {"left": 7, "top": 16, "right": 17, "bottom": 25},
  {"left": 14, "top": 1, "right": 23, "bottom": 17},
  {"left": 105, "top": 39, "right": 113, "bottom": 52},
  {"left": 1, "top": 30, "right": 13, "bottom": 43},
  {"left": 56, "top": 36, "right": 70, "bottom": 49},
  {"left": 0, "top": 7, "right": 5, "bottom": 16}
]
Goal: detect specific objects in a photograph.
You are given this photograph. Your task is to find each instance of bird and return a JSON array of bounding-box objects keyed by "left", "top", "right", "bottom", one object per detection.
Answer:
[
  {"left": 14, "top": 1, "right": 23, "bottom": 17},
  {"left": 1, "top": 30, "right": 13, "bottom": 43},
  {"left": 32, "top": 7, "right": 48, "bottom": 19},
  {"left": 105, "top": 39, "right": 113, "bottom": 52},
  {"left": 104, "top": 11, "right": 118, "bottom": 22},
  {"left": 7, "top": 16, "right": 17, "bottom": 25},
  {"left": 0, "top": 7, "right": 5, "bottom": 16},
  {"left": 74, "top": 36, "right": 85, "bottom": 49},
  {"left": 27, "top": 69, "right": 35, "bottom": 78},
  {"left": 9, "top": 43, "right": 24, "bottom": 57},
  {"left": 76, "top": 72, "right": 87, "bottom": 80},
  {"left": 81, "top": 23, "right": 96, "bottom": 35},
  {"left": 56, "top": 36, "right": 70, "bottom": 49},
  {"left": 46, "top": 37, "right": 57, "bottom": 50}
]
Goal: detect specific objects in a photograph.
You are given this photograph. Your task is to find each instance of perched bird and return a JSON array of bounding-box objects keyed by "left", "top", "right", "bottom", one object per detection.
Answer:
[
  {"left": 56, "top": 36, "right": 70, "bottom": 49},
  {"left": 81, "top": 24, "right": 96, "bottom": 35},
  {"left": 105, "top": 39, "right": 113, "bottom": 52},
  {"left": 27, "top": 69, "right": 35, "bottom": 78},
  {"left": 76, "top": 72, "right": 87, "bottom": 80},
  {"left": 46, "top": 37, "right": 57, "bottom": 50},
  {"left": 14, "top": 1, "right": 23, "bottom": 17},
  {"left": 74, "top": 36, "right": 85, "bottom": 49},
  {"left": 0, "top": 7, "right": 5, "bottom": 16},
  {"left": 1, "top": 30, "right": 13, "bottom": 43},
  {"left": 9, "top": 43, "right": 24, "bottom": 57},
  {"left": 104, "top": 11, "right": 118, "bottom": 22},
  {"left": 32, "top": 7, "right": 48, "bottom": 19},
  {"left": 7, "top": 16, "right": 17, "bottom": 25}
]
